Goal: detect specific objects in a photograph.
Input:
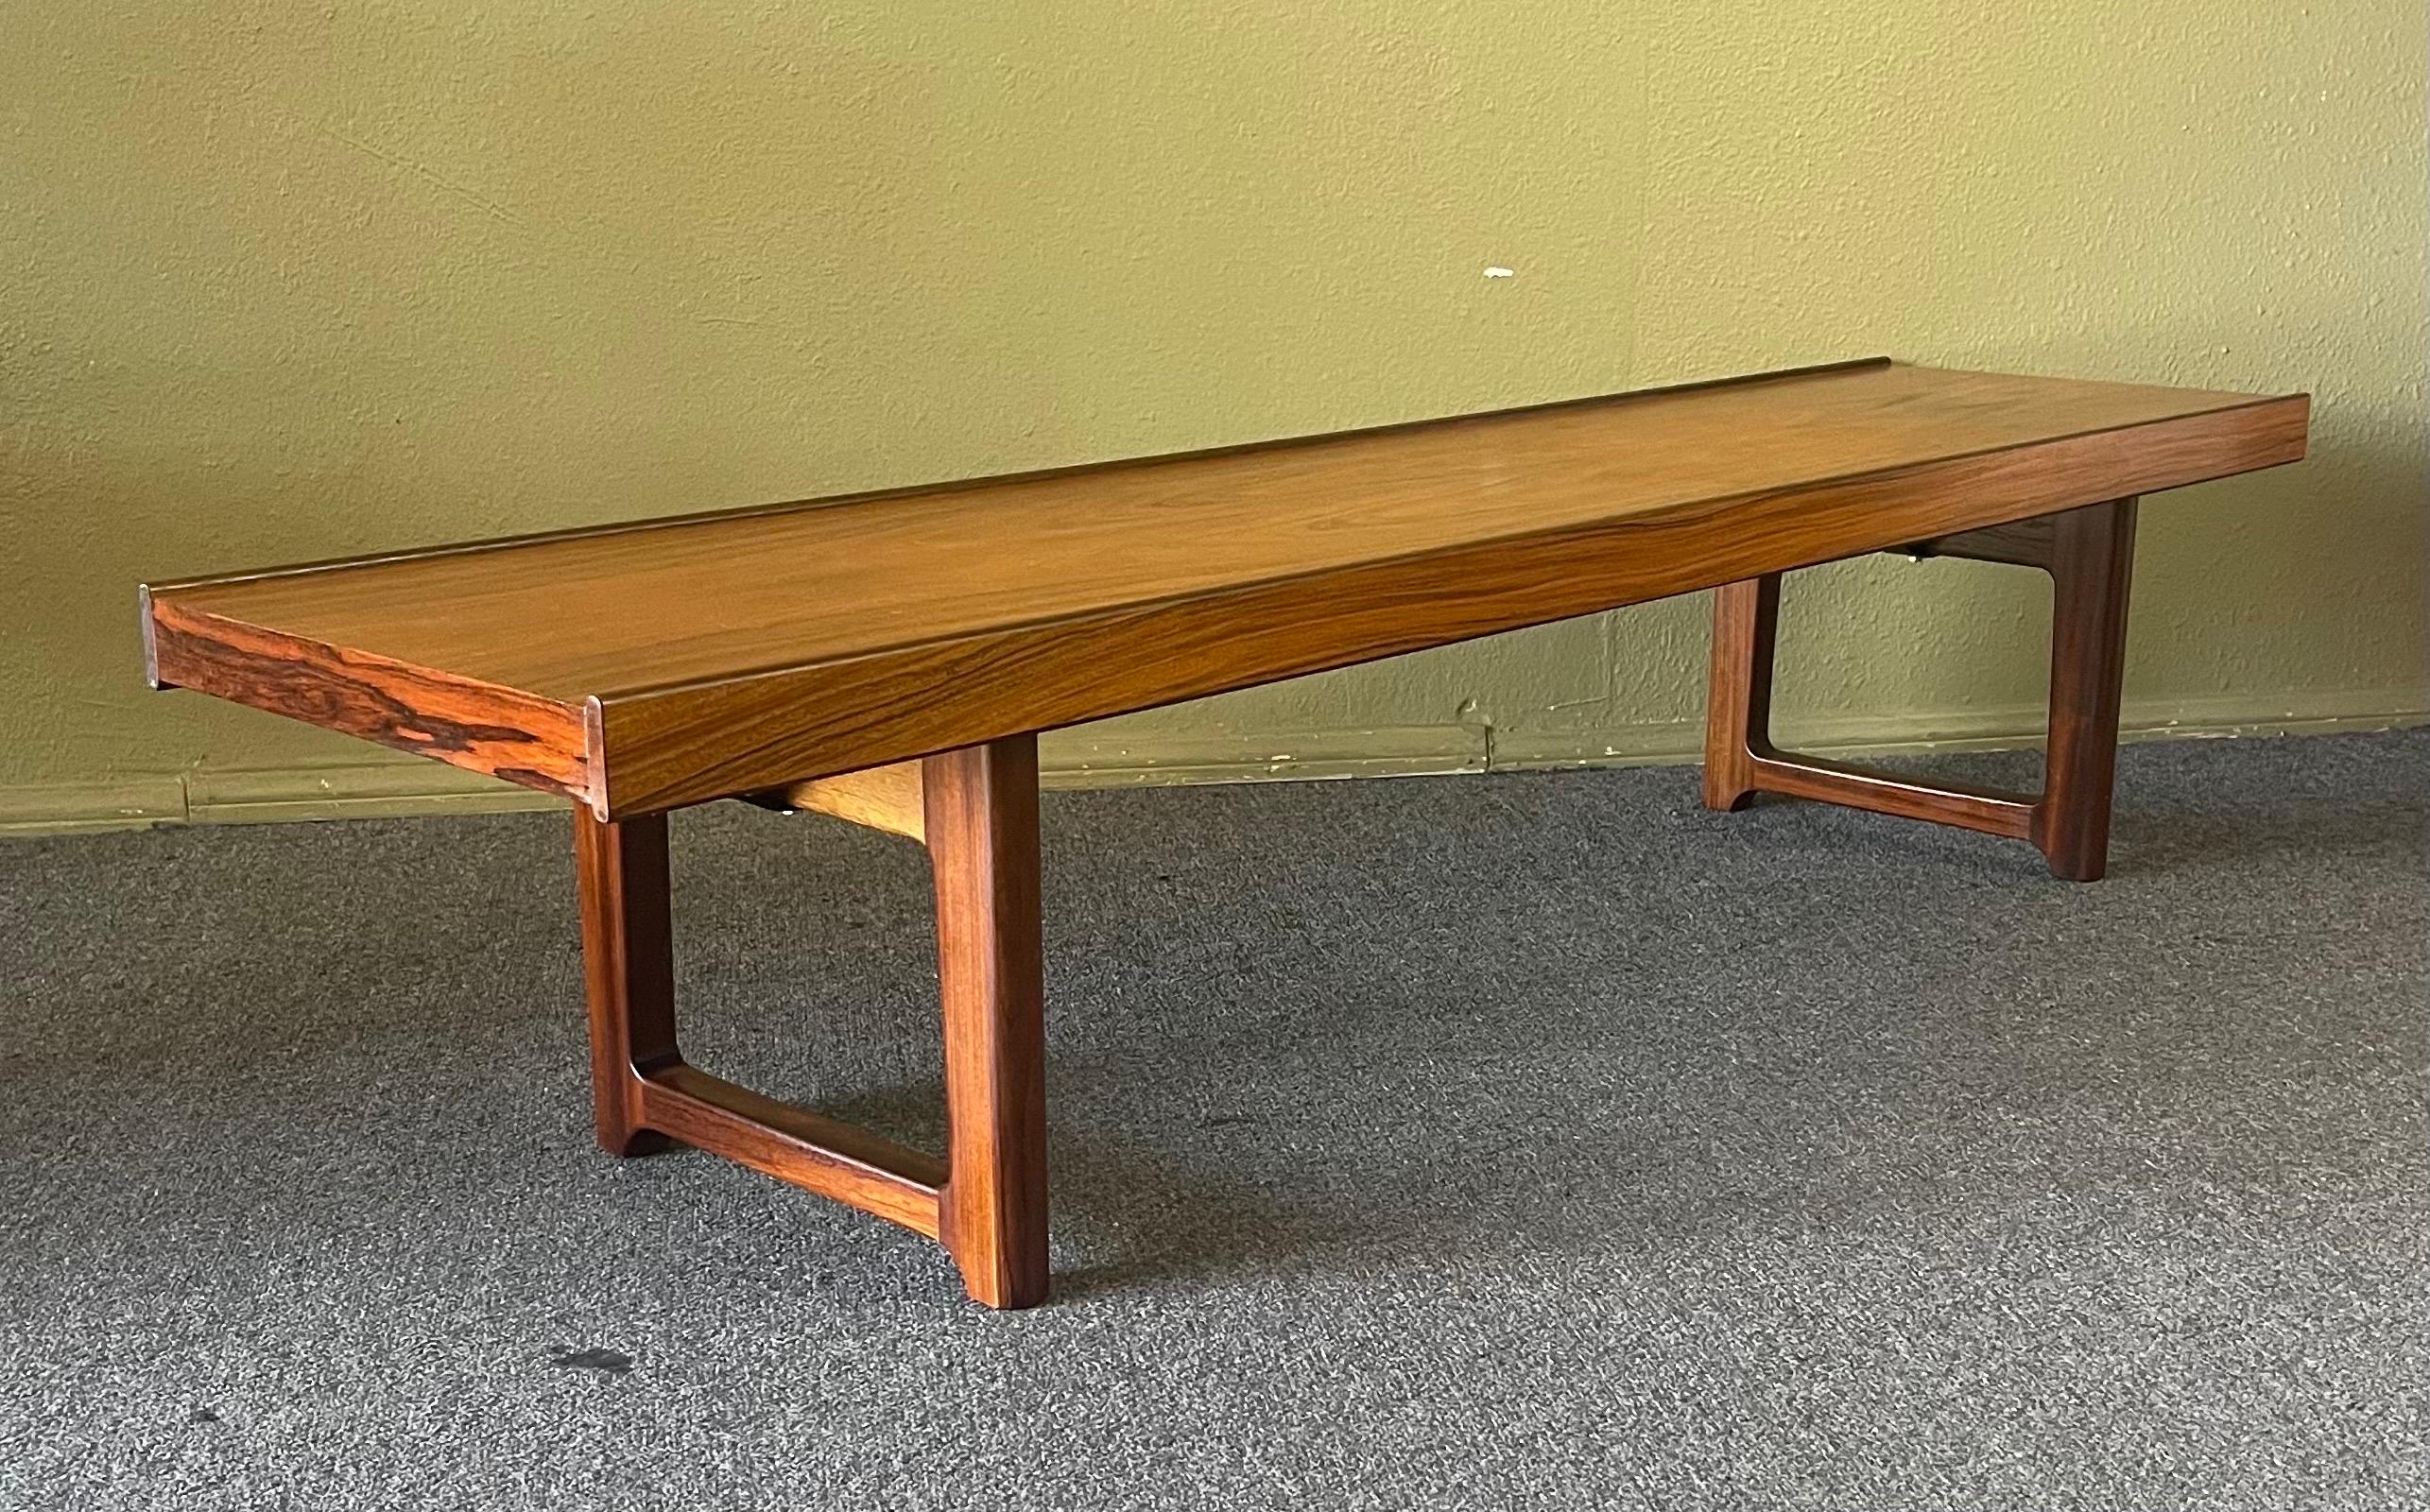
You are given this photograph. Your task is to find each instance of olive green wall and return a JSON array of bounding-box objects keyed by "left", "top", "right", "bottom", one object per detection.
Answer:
[{"left": 4, "top": 3, "right": 2423, "bottom": 830}]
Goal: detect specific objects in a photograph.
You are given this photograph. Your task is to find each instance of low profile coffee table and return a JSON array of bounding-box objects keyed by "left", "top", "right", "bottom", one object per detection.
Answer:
[{"left": 141, "top": 358, "right": 2308, "bottom": 1307}]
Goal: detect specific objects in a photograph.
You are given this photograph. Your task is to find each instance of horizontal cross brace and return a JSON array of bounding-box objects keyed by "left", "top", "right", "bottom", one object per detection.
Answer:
[
  {"left": 635, "top": 1062, "right": 945, "bottom": 1239},
  {"left": 1743, "top": 753, "right": 2038, "bottom": 840},
  {"left": 739, "top": 760, "right": 927, "bottom": 842}
]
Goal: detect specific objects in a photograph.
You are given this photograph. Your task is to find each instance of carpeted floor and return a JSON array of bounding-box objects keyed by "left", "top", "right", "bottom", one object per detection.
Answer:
[{"left": 1, "top": 730, "right": 2423, "bottom": 1509}]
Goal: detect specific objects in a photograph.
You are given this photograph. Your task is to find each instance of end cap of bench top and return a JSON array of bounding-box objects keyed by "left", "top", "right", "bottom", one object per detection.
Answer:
[{"left": 137, "top": 583, "right": 167, "bottom": 690}]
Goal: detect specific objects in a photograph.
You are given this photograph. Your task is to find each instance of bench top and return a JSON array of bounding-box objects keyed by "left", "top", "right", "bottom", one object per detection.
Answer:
[{"left": 144, "top": 357, "right": 2307, "bottom": 817}]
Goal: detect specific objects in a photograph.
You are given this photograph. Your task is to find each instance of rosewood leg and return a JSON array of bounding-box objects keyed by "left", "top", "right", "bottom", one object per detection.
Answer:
[
  {"left": 925, "top": 736, "right": 1051, "bottom": 1310},
  {"left": 573, "top": 810, "right": 677, "bottom": 1156},
  {"left": 1702, "top": 575, "right": 1782, "bottom": 812},
  {"left": 567, "top": 732, "right": 1052, "bottom": 1308},
  {"left": 2033, "top": 497, "right": 2138, "bottom": 881},
  {"left": 1700, "top": 497, "right": 2139, "bottom": 880}
]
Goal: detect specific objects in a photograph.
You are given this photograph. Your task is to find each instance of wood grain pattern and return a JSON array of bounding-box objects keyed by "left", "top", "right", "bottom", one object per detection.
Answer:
[
  {"left": 143, "top": 361, "right": 2308, "bottom": 816},
  {"left": 150, "top": 594, "right": 589, "bottom": 801},
  {"left": 925, "top": 736, "right": 1050, "bottom": 1310}
]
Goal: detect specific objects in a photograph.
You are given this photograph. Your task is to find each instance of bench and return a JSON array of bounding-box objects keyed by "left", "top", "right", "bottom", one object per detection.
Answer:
[{"left": 140, "top": 357, "right": 2310, "bottom": 1307}]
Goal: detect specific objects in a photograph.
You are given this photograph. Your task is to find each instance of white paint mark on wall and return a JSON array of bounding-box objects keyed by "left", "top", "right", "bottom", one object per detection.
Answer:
[{"left": 1483, "top": 266, "right": 1515, "bottom": 278}]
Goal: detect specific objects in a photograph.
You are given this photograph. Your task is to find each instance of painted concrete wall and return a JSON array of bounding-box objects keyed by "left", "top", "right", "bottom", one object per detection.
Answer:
[{"left": 4, "top": 3, "right": 2422, "bottom": 828}]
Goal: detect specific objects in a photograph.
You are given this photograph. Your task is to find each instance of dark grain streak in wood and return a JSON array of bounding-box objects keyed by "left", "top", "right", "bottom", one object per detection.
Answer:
[{"left": 148, "top": 599, "right": 590, "bottom": 800}]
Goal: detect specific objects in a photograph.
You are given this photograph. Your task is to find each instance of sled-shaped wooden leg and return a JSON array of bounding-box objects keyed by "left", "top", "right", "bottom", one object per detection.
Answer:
[
  {"left": 575, "top": 735, "right": 1049, "bottom": 1308},
  {"left": 1703, "top": 497, "right": 2138, "bottom": 882}
]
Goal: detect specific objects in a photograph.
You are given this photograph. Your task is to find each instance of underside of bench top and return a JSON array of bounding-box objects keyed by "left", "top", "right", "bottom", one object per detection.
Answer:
[{"left": 142, "top": 357, "right": 2307, "bottom": 818}]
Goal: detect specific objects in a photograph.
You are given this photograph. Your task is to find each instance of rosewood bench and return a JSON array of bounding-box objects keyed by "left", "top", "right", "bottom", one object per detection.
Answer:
[{"left": 140, "top": 358, "right": 2308, "bottom": 1307}]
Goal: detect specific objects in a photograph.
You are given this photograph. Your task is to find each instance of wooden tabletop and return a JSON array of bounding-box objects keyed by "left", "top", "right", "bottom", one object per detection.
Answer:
[{"left": 144, "top": 357, "right": 2307, "bottom": 817}]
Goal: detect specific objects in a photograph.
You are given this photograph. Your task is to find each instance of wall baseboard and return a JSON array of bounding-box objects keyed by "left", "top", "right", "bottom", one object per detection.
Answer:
[
  {"left": 5, "top": 690, "right": 2421, "bottom": 837},
  {"left": 0, "top": 776, "right": 190, "bottom": 836}
]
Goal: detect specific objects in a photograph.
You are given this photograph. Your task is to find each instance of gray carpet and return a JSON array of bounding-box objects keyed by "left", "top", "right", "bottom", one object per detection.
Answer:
[{"left": 1, "top": 731, "right": 2423, "bottom": 1510}]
